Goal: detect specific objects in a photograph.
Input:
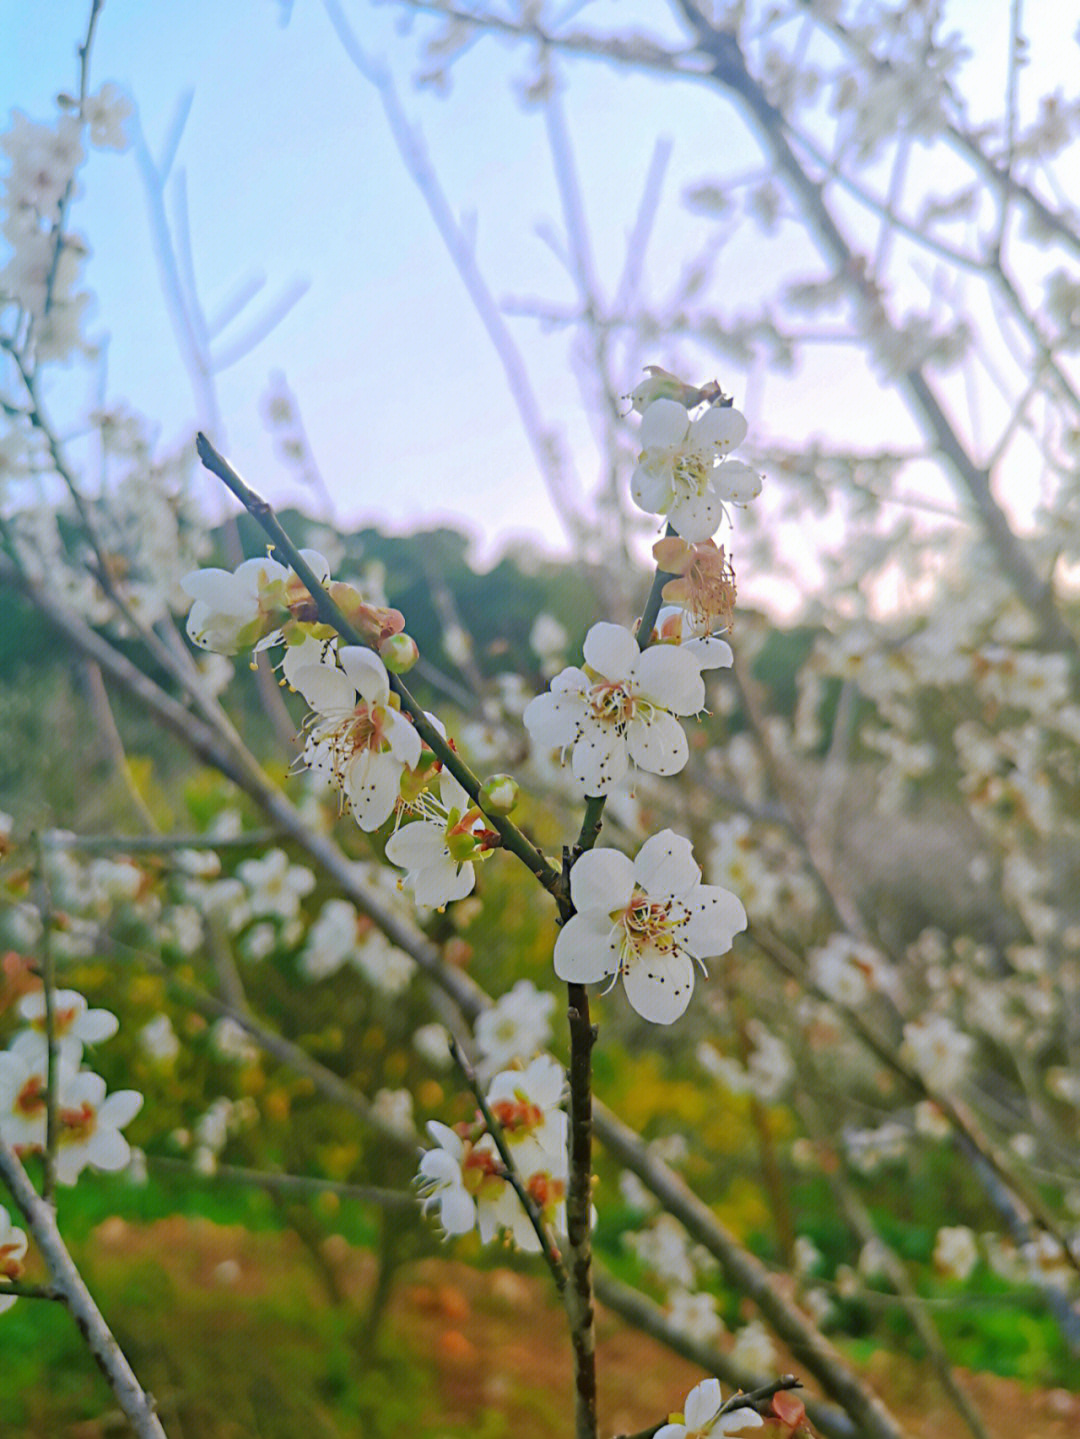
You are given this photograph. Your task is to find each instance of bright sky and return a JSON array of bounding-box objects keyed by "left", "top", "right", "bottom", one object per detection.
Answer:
[{"left": 3, "top": 1, "right": 1073, "bottom": 601}]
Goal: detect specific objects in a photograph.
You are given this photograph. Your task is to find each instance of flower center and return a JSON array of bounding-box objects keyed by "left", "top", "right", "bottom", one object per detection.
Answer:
[
  {"left": 588, "top": 679, "right": 637, "bottom": 728},
  {"left": 15, "top": 1076, "right": 46, "bottom": 1119},
  {"left": 0, "top": 1243, "right": 24, "bottom": 1281},
  {"left": 58, "top": 1101, "right": 97, "bottom": 1145},
  {"left": 616, "top": 887, "right": 685, "bottom": 963},
  {"left": 673, "top": 451, "right": 711, "bottom": 498},
  {"left": 489, "top": 1097, "right": 543, "bottom": 1136}
]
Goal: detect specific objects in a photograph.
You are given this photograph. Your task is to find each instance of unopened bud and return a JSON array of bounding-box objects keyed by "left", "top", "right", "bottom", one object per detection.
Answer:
[
  {"left": 480, "top": 774, "right": 520, "bottom": 815},
  {"left": 380, "top": 632, "right": 420, "bottom": 673}
]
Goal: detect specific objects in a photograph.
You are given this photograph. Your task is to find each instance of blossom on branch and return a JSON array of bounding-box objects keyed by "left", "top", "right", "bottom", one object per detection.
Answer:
[
  {"left": 0, "top": 1205, "right": 28, "bottom": 1314},
  {"left": 524, "top": 622, "right": 706, "bottom": 795},
  {"left": 292, "top": 645, "right": 421, "bottom": 831},
  {"left": 182, "top": 550, "right": 331, "bottom": 655},
  {"left": 385, "top": 769, "right": 498, "bottom": 908},
  {"left": 655, "top": 1377, "right": 763, "bottom": 1438},
  {"left": 632, "top": 398, "right": 761, "bottom": 542},
  {"left": 554, "top": 830, "right": 747, "bottom": 1024}
]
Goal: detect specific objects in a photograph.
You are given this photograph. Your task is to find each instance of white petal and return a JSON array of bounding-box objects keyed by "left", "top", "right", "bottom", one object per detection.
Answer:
[
  {"left": 640, "top": 397, "right": 690, "bottom": 449},
  {"left": 438, "top": 770, "right": 471, "bottom": 812},
  {"left": 569, "top": 848, "right": 635, "bottom": 914},
  {"left": 553, "top": 912, "right": 621, "bottom": 984},
  {"left": 414, "top": 859, "right": 475, "bottom": 908},
  {"left": 713, "top": 459, "right": 763, "bottom": 503},
  {"left": 292, "top": 661, "right": 355, "bottom": 714},
  {"left": 691, "top": 406, "right": 747, "bottom": 454},
  {"left": 297, "top": 548, "right": 331, "bottom": 582},
  {"left": 717, "top": 1411, "right": 763, "bottom": 1434},
  {"left": 684, "top": 1378, "right": 723, "bottom": 1429},
  {"left": 683, "top": 885, "right": 748, "bottom": 957},
  {"left": 180, "top": 567, "right": 238, "bottom": 603},
  {"left": 425, "top": 1119, "right": 463, "bottom": 1158},
  {"left": 97, "top": 1090, "right": 143, "bottom": 1129},
  {"left": 686, "top": 635, "right": 733, "bottom": 670},
  {"left": 386, "top": 822, "right": 447, "bottom": 868},
  {"left": 386, "top": 711, "right": 422, "bottom": 769},
  {"left": 633, "top": 645, "right": 706, "bottom": 714},
  {"left": 339, "top": 646, "right": 390, "bottom": 702},
  {"left": 626, "top": 711, "right": 689, "bottom": 778},
  {"left": 571, "top": 723, "right": 628, "bottom": 795},
  {"left": 631, "top": 462, "right": 674, "bottom": 515},
  {"left": 86, "top": 1129, "right": 131, "bottom": 1172},
  {"left": 633, "top": 830, "right": 699, "bottom": 899},
  {"left": 346, "top": 752, "right": 402, "bottom": 830},
  {"left": 439, "top": 1186, "right": 477, "bottom": 1235},
  {"left": 582, "top": 622, "right": 639, "bottom": 678},
  {"left": 235, "top": 555, "right": 289, "bottom": 594},
  {"left": 524, "top": 689, "right": 587, "bottom": 750},
  {"left": 622, "top": 944, "right": 695, "bottom": 1024},
  {"left": 77, "top": 1008, "right": 120, "bottom": 1043},
  {"left": 669, "top": 489, "right": 725, "bottom": 542}
]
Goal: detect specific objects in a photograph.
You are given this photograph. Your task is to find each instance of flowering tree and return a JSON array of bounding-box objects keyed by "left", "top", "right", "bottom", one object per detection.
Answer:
[{"left": 2, "top": 3, "right": 1080, "bottom": 1438}]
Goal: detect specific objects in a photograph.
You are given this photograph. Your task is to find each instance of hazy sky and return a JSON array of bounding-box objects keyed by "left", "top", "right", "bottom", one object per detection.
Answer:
[
  {"left": 3, "top": 1, "right": 1073, "bottom": 604},
  {"left": 5, "top": 0, "right": 756, "bottom": 560}
]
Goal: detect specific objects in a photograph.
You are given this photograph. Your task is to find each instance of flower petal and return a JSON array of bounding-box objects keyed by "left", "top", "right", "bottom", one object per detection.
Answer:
[
  {"left": 339, "top": 645, "right": 390, "bottom": 702},
  {"left": 346, "top": 752, "right": 402, "bottom": 830},
  {"left": 569, "top": 848, "right": 635, "bottom": 914},
  {"left": 640, "top": 397, "right": 690, "bottom": 449},
  {"left": 633, "top": 645, "right": 706, "bottom": 714},
  {"left": 682, "top": 885, "right": 748, "bottom": 957},
  {"left": 524, "top": 688, "right": 586, "bottom": 749},
  {"left": 713, "top": 459, "right": 763, "bottom": 503},
  {"left": 631, "top": 462, "right": 674, "bottom": 515},
  {"left": 571, "top": 723, "right": 628, "bottom": 794},
  {"left": 554, "top": 912, "right": 621, "bottom": 984},
  {"left": 684, "top": 1378, "right": 723, "bottom": 1429},
  {"left": 622, "top": 944, "right": 695, "bottom": 1025},
  {"left": 692, "top": 406, "right": 747, "bottom": 454},
  {"left": 669, "top": 489, "right": 725, "bottom": 543},
  {"left": 582, "top": 622, "right": 639, "bottom": 678},
  {"left": 626, "top": 710, "right": 689, "bottom": 778},
  {"left": 292, "top": 661, "right": 356, "bottom": 714},
  {"left": 633, "top": 830, "right": 700, "bottom": 899}
]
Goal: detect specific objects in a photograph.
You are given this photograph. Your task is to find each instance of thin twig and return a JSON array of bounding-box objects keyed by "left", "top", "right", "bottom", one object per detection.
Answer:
[{"left": 0, "top": 1137, "right": 169, "bottom": 1439}]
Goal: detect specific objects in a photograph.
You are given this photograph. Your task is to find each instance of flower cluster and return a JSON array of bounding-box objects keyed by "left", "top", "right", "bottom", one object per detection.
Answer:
[
  {"left": 0, "top": 987, "right": 141, "bottom": 1189},
  {"left": 418, "top": 1054, "right": 568, "bottom": 1251}
]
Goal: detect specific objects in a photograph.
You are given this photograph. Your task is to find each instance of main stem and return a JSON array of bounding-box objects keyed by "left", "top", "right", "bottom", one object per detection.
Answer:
[{"left": 564, "top": 980, "right": 598, "bottom": 1439}]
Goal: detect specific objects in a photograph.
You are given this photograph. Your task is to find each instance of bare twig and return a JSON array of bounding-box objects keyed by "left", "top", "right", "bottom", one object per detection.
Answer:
[{"left": 0, "top": 1137, "right": 169, "bottom": 1439}]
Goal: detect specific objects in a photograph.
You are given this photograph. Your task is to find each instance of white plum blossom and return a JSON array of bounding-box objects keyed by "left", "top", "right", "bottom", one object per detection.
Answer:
[
  {"left": 655, "top": 1378, "right": 763, "bottom": 1439},
  {"left": 16, "top": 989, "right": 119, "bottom": 1067},
  {"left": 138, "top": 1014, "right": 180, "bottom": 1065},
  {"left": 0, "top": 1206, "right": 28, "bottom": 1314},
  {"left": 0, "top": 1032, "right": 57, "bottom": 1150},
  {"left": 181, "top": 549, "right": 330, "bottom": 655},
  {"left": 416, "top": 1119, "right": 493, "bottom": 1239},
  {"left": 524, "top": 623, "right": 706, "bottom": 796},
  {"left": 351, "top": 928, "right": 416, "bottom": 996},
  {"left": 632, "top": 399, "right": 762, "bottom": 542},
  {"left": 52, "top": 1070, "right": 143, "bottom": 1186},
  {"left": 385, "top": 770, "right": 494, "bottom": 908},
  {"left": 236, "top": 848, "right": 315, "bottom": 920},
  {"left": 554, "top": 831, "right": 747, "bottom": 1024},
  {"left": 418, "top": 1058, "right": 569, "bottom": 1252},
  {"left": 666, "top": 1289, "right": 724, "bottom": 1344},
  {"left": 654, "top": 605, "right": 734, "bottom": 671},
  {"left": 729, "top": 1319, "right": 777, "bottom": 1376},
  {"left": 934, "top": 1225, "right": 979, "bottom": 1281},
  {"left": 902, "top": 1014, "right": 975, "bottom": 1092},
  {"left": 474, "top": 979, "right": 557, "bottom": 1075},
  {"left": 293, "top": 646, "right": 421, "bottom": 831}
]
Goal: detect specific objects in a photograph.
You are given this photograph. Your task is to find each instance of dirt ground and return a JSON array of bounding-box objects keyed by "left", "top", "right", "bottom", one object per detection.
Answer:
[{"left": 88, "top": 1216, "right": 1080, "bottom": 1438}]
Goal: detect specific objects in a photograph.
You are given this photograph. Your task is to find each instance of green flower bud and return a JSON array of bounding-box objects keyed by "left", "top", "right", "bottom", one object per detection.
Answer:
[
  {"left": 479, "top": 774, "right": 520, "bottom": 816},
  {"left": 379, "top": 632, "right": 420, "bottom": 673}
]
